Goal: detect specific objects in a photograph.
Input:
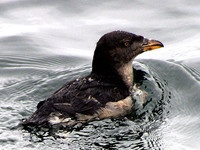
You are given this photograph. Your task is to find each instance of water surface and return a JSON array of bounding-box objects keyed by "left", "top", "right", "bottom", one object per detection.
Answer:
[{"left": 1, "top": 0, "right": 200, "bottom": 149}]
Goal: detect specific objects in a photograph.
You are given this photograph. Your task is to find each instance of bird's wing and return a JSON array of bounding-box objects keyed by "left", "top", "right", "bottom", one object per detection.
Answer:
[{"left": 52, "top": 95, "right": 102, "bottom": 116}]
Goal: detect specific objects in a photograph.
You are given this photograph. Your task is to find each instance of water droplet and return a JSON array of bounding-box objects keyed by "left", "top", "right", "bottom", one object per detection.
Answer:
[{"left": 88, "top": 77, "right": 93, "bottom": 82}]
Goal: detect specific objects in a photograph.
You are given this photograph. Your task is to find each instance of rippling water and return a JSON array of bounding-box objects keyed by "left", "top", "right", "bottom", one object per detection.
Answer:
[{"left": 1, "top": 0, "right": 200, "bottom": 149}]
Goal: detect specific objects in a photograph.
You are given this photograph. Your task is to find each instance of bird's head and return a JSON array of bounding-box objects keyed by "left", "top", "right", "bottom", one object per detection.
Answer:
[{"left": 92, "top": 31, "right": 164, "bottom": 76}]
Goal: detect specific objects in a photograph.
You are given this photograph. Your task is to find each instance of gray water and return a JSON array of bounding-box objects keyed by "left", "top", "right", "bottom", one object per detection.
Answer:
[{"left": 1, "top": 0, "right": 200, "bottom": 149}]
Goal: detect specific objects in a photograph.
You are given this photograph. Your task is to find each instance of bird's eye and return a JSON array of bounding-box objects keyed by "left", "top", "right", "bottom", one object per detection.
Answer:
[{"left": 124, "top": 42, "right": 129, "bottom": 47}]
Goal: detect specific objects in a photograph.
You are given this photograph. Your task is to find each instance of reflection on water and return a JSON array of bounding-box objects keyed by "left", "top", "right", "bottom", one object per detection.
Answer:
[{"left": 1, "top": 0, "right": 200, "bottom": 149}]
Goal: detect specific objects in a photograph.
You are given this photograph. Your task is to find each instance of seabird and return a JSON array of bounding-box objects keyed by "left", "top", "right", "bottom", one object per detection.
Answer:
[{"left": 21, "top": 31, "right": 164, "bottom": 128}]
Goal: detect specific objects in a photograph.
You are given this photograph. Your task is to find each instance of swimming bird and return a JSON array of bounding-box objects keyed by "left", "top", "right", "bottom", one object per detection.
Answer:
[{"left": 21, "top": 31, "right": 164, "bottom": 128}]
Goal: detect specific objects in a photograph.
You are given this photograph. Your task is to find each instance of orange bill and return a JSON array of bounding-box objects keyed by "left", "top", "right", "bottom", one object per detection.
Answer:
[{"left": 143, "top": 39, "right": 164, "bottom": 51}]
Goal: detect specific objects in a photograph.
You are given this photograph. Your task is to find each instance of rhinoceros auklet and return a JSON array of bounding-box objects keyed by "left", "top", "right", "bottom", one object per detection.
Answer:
[{"left": 21, "top": 31, "right": 164, "bottom": 128}]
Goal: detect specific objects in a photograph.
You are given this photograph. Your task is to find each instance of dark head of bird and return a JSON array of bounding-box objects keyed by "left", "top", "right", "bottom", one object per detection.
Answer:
[{"left": 92, "top": 31, "right": 164, "bottom": 90}]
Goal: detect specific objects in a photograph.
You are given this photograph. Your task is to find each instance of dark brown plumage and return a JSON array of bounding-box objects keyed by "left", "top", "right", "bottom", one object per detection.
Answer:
[{"left": 21, "top": 31, "right": 163, "bottom": 127}]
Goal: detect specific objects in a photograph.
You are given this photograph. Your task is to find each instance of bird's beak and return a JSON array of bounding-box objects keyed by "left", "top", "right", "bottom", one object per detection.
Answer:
[{"left": 142, "top": 38, "right": 164, "bottom": 51}]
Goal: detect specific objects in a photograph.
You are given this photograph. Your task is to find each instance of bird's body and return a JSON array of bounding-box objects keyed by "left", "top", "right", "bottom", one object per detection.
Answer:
[
  {"left": 24, "top": 74, "right": 130, "bottom": 126},
  {"left": 21, "top": 31, "right": 163, "bottom": 128}
]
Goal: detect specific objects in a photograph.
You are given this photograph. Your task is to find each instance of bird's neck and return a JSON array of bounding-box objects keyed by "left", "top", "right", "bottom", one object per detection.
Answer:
[
  {"left": 117, "top": 61, "right": 133, "bottom": 90},
  {"left": 92, "top": 61, "right": 134, "bottom": 90}
]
